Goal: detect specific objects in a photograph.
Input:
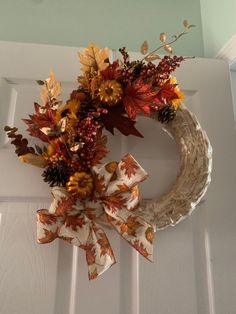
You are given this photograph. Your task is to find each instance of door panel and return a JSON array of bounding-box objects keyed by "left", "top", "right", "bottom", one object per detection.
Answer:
[{"left": 0, "top": 42, "right": 236, "bottom": 314}]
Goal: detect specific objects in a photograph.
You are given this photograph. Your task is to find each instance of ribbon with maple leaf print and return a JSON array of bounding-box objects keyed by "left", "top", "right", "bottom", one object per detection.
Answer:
[{"left": 37, "top": 154, "right": 155, "bottom": 280}]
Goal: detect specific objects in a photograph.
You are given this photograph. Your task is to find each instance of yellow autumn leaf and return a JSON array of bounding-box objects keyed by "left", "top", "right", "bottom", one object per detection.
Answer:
[
  {"left": 41, "top": 71, "right": 61, "bottom": 105},
  {"left": 19, "top": 153, "right": 47, "bottom": 168},
  {"left": 78, "top": 43, "right": 109, "bottom": 74}
]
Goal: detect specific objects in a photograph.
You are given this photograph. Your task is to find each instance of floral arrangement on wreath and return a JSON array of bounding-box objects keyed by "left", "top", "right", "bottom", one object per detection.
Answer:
[{"left": 5, "top": 21, "right": 195, "bottom": 280}]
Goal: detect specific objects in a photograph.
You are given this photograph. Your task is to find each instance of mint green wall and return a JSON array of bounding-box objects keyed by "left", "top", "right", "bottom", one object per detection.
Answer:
[
  {"left": 0, "top": 0, "right": 203, "bottom": 56},
  {"left": 200, "top": 0, "right": 236, "bottom": 57}
]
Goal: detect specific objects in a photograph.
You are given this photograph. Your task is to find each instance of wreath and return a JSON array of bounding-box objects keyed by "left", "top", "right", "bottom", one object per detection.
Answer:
[{"left": 4, "top": 21, "right": 212, "bottom": 280}]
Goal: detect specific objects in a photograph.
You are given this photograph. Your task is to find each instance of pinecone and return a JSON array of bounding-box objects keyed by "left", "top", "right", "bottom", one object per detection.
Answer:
[
  {"left": 157, "top": 106, "right": 176, "bottom": 124},
  {"left": 42, "top": 161, "right": 72, "bottom": 187}
]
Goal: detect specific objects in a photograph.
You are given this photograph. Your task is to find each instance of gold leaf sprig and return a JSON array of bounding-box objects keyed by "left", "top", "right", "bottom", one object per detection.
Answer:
[
  {"left": 38, "top": 71, "right": 61, "bottom": 107},
  {"left": 139, "top": 20, "right": 196, "bottom": 62}
]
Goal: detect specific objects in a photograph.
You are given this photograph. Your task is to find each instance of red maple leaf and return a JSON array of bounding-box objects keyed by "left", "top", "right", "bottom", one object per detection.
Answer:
[
  {"left": 120, "top": 154, "right": 139, "bottom": 179},
  {"left": 101, "top": 105, "right": 143, "bottom": 137},
  {"left": 123, "top": 80, "right": 157, "bottom": 119},
  {"left": 100, "top": 61, "right": 120, "bottom": 80},
  {"left": 22, "top": 103, "right": 57, "bottom": 142},
  {"left": 91, "top": 132, "right": 109, "bottom": 166},
  {"left": 102, "top": 194, "right": 127, "bottom": 213},
  {"left": 156, "top": 81, "right": 179, "bottom": 104}
]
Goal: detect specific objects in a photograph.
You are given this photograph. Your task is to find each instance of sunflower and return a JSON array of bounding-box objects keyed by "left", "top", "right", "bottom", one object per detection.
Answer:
[
  {"left": 56, "top": 99, "right": 80, "bottom": 122},
  {"left": 66, "top": 172, "right": 94, "bottom": 198},
  {"left": 170, "top": 76, "right": 185, "bottom": 109},
  {"left": 98, "top": 80, "right": 122, "bottom": 106}
]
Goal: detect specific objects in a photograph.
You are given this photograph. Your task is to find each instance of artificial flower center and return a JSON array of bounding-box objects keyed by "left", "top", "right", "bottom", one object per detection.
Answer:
[
  {"left": 98, "top": 80, "right": 122, "bottom": 106},
  {"left": 105, "top": 86, "right": 113, "bottom": 96},
  {"left": 66, "top": 172, "right": 94, "bottom": 199}
]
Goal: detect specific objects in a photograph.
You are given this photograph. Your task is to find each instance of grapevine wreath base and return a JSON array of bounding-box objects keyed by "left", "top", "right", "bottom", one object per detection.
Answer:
[{"left": 99, "top": 104, "right": 212, "bottom": 230}]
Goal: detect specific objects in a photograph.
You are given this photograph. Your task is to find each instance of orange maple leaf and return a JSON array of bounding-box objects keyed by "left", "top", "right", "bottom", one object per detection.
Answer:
[
  {"left": 64, "top": 214, "right": 86, "bottom": 231},
  {"left": 38, "top": 228, "right": 58, "bottom": 244},
  {"left": 120, "top": 154, "right": 139, "bottom": 179},
  {"left": 55, "top": 197, "right": 76, "bottom": 215},
  {"left": 97, "top": 232, "right": 113, "bottom": 257},
  {"left": 80, "top": 243, "right": 97, "bottom": 266},
  {"left": 126, "top": 215, "right": 143, "bottom": 236},
  {"left": 38, "top": 212, "right": 57, "bottom": 225},
  {"left": 89, "top": 268, "right": 98, "bottom": 280},
  {"left": 102, "top": 194, "right": 127, "bottom": 213},
  {"left": 116, "top": 183, "right": 129, "bottom": 193},
  {"left": 59, "top": 236, "right": 74, "bottom": 243},
  {"left": 94, "top": 175, "right": 106, "bottom": 193},
  {"left": 132, "top": 240, "right": 149, "bottom": 259}
]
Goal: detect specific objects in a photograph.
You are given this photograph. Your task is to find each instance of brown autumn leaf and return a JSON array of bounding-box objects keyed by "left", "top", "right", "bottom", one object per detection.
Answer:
[
  {"left": 125, "top": 215, "right": 143, "bottom": 236},
  {"left": 94, "top": 175, "right": 107, "bottom": 193},
  {"left": 140, "top": 40, "right": 149, "bottom": 55},
  {"left": 38, "top": 212, "right": 57, "bottom": 225},
  {"left": 55, "top": 197, "right": 76, "bottom": 215},
  {"left": 102, "top": 194, "right": 127, "bottom": 213},
  {"left": 91, "top": 132, "right": 109, "bottom": 166},
  {"left": 116, "top": 183, "right": 129, "bottom": 193},
  {"left": 64, "top": 214, "right": 86, "bottom": 231},
  {"left": 132, "top": 240, "right": 149, "bottom": 259},
  {"left": 78, "top": 43, "right": 109, "bottom": 74},
  {"left": 145, "top": 227, "right": 154, "bottom": 244},
  {"left": 59, "top": 236, "right": 74, "bottom": 243},
  {"left": 120, "top": 154, "right": 139, "bottom": 179},
  {"left": 38, "top": 228, "right": 58, "bottom": 244},
  {"left": 97, "top": 232, "right": 113, "bottom": 257},
  {"left": 89, "top": 268, "right": 98, "bottom": 280},
  {"left": 80, "top": 243, "right": 96, "bottom": 266}
]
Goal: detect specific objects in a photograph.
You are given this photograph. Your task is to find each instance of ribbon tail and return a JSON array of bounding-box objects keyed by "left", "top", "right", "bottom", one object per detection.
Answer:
[
  {"left": 106, "top": 210, "right": 155, "bottom": 262},
  {"left": 82, "top": 222, "right": 116, "bottom": 280},
  {"left": 57, "top": 213, "right": 115, "bottom": 280}
]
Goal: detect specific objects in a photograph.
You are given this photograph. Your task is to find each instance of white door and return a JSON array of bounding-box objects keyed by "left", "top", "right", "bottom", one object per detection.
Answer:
[{"left": 0, "top": 42, "right": 236, "bottom": 314}]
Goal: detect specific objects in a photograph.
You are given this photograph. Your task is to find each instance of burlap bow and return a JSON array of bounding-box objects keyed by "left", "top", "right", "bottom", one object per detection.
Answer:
[{"left": 37, "top": 154, "right": 155, "bottom": 279}]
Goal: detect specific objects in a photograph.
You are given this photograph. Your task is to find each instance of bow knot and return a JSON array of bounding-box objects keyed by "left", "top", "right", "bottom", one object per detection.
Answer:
[{"left": 37, "top": 154, "right": 155, "bottom": 279}]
